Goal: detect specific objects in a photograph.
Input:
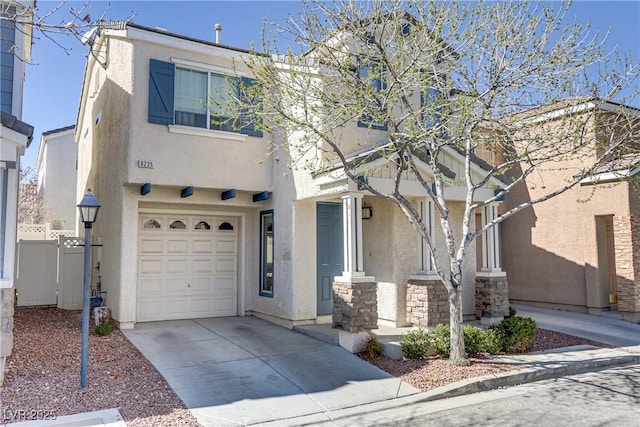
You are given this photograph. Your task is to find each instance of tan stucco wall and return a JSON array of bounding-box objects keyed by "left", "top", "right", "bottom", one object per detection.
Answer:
[{"left": 502, "top": 113, "right": 635, "bottom": 313}]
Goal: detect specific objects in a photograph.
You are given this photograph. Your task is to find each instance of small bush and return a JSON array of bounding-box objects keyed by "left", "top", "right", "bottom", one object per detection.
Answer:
[
  {"left": 431, "top": 324, "right": 503, "bottom": 357},
  {"left": 94, "top": 318, "right": 115, "bottom": 336},
  {"left": 462, "top": 325, "right": 485, "bottom": 357},
  {"left": 480, "top": 328, "right": 503, "bottom": 355},
  {"left": 362, "top": 332, "right": 383, "bottom": 358},
  {"left": 432, "top": 323, "right": 451, "bottom": 357},
  {"left": 508, "top": 306, "right": 517, "bottom": 317},
  {"left": 490, "top": 316, "right": 537, "bottom": 353},
  {"left": 401, "top": 328, "right": 432, "bottom": 359}
]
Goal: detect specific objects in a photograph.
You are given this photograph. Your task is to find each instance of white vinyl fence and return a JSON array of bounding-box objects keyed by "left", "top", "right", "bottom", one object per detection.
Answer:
[
  {"left": 16, "top": 236, "right": 86, "bottom": 309},
  {"left": 17, "top": 223, "right": 76, "bottom": 241}
]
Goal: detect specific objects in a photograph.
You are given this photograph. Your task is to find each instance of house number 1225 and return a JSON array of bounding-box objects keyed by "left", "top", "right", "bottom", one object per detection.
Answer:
[{"left": 137, "top": 160, "right": 154, "bottom": 168}]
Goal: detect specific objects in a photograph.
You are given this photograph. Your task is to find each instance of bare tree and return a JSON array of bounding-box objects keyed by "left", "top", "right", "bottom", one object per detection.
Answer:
[
  {"left": 18, "top": 165, "right": 44, "bottom": 224},
  {"left": 242, "top": 0, "right": 639, "bottom": 365},
  {"left": 1, "top": 0, "right": 134, "bottom": 58}
]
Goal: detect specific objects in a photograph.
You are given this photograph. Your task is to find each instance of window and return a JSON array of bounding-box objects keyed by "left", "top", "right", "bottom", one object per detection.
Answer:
[
  {"left": 175, "top": 68, "right": 208, "bottom": 128},
  {"left": 218, "top": 221, "right": 234, "bottom": 231},
  {"left": 356, "top": 58, "right": 388, "bottom": 130},
  {"left": 194, "top": 221, "right": 211, "bottom": 230},
  {"left": 170, "top": 220, "right": 186, "bottom": 229},
  {"left": 148, "top": 59, "right": 263, "bottom": 137},
  {"left": 143, "top": 219, "right": 161, "bottom": 229},
  {"left": 421, "top": 73, "right": 444, "bottom": 128},
  {"left": 259, "top": 210, "right": 274, "bottom": 297},
  {"left": 209, "top": 72, "right": 239, "bottom": 131}
]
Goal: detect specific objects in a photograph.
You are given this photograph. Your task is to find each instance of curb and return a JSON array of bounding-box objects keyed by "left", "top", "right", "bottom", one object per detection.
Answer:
[
  {"left": 253, "top": 348, "right": 640, "bottom": 426},
  {"left": 413, "top": 351, "right": 640, "bottom": 403}
]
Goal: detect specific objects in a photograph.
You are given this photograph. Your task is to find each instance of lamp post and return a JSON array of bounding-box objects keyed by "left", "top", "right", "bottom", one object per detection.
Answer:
[{"left": 77, "top": 189, "right": 100, "bottom": 389}]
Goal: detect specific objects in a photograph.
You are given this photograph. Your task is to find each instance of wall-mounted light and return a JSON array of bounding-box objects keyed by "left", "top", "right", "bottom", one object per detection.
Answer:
[{"left": 362, "top": 204, "right": 373, "bottom": 220}]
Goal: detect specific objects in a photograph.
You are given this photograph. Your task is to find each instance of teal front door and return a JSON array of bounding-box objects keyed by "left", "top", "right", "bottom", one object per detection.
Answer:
[{"left": 317, "top": 202, "right": 343, "bottom": 315}]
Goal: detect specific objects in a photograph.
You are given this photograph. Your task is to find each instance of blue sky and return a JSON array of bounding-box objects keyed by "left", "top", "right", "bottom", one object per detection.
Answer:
[{"left": 21, "top": 0, "right": 640, "bottom": 170}]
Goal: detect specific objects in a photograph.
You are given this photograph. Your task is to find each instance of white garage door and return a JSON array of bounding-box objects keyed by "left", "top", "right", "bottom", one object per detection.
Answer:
[{"left": 137, "top": 213, "right": 238, "bottom": 322}]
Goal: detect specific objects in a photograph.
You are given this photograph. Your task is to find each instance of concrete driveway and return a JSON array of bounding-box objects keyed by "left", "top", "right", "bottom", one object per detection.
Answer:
[{"left": 123, "top": 316, "right": 419, "bottom": 426}]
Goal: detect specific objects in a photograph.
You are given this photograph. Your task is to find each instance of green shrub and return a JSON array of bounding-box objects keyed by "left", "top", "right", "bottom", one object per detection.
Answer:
[
  {"left": 432, "top": 323, "right": 451, "bottom": 357},
  {"left": 401, "top": 328, "right": 432, "bottom": 359},
  {"left": 94, "top": 318, "right": 115, "bottom": 336},
  {"left": 480, "top": 328, "right": 503, "bottom": 355},
  {"left": 490, "top": 316, "right": 537, "bottom": 353},
  {"left": 362, "top": 332, "right": 383, "bottom": 357},
  {"left": 462, "top": 325, "right": 485, "bottom": 357},
  {"left": 508, "top": 306, "right": 517, "bottom": 317},
  {"left": 430, "top": 324, "right": 504, "bottom": 357}
]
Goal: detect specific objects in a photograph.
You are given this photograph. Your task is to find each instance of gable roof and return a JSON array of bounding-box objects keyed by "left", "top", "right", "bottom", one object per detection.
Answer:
[
  {"left": 0, "top": 111, "right": 33, "bottom": 147},
  {"left": 42, "top": 124, "right": 75, "bottom": 136}
]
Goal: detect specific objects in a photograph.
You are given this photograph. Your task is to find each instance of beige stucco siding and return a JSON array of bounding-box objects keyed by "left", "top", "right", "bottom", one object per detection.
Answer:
[
  {"left": 502, "top": 113, "right": 635, "bottom": 313},
  {"left": 125, "top": 38, "right": 272, "bottom": 191}
]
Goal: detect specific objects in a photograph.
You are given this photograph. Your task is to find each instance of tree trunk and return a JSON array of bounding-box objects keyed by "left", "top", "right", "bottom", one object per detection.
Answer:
[{"left": 448, "top": 287, "right": 470, "bottom": 366}]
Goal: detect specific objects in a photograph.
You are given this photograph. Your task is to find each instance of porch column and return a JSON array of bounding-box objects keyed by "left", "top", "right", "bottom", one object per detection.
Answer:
[
  {"left": 476, "top": 201, "right": 509, "bottom": 325},
  {"left": 407, "top": 198, "right": 445, "bottom": 326},
  {"left": 417, "top": 198, "right": 437, "bottom": 276},
  {"left": 480, "top": 202, "right": 502, "bottom": 273},
  {"left": 340, "top": 192, "right": 367, "bottom": 278},
  {"left": 333, "top": 192, "right": 377, "bottom": 341}
]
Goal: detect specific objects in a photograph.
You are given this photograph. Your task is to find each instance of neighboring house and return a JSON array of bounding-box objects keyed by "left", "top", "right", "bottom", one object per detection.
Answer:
[
  {"left": 0, "top": 0, "right": 34, "bottom": 384},
  {"left": 76, "top": 22, "right": 508, "bottom": 337},
  {"left": 502, "top": 100, "right": 640, "bottom": 323},
  {"left": 35, "top": 125, "right": 77, "bottom": 229}
]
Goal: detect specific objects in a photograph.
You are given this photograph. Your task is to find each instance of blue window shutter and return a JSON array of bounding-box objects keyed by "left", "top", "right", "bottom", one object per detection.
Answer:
[
  {"left": 148, "top": 59, "right": 175, "bottom": 125},
  {"left": 239, "top": 77, "right": 263, "bottom": 137}
]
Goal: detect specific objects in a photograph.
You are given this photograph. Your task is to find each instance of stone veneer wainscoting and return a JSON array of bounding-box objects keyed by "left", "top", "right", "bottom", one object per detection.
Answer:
[
  {"left": 475, "top": 274, "right": 509, "bottom": 325},
  {"left": 614, "top": 214, "right": 640, "bottom": 323},
  {"left": 406, "top": 278, "right": 449, "bottom": 326},
  {"left": 332, "top": 281, "right": 378, "bottom": 332}
]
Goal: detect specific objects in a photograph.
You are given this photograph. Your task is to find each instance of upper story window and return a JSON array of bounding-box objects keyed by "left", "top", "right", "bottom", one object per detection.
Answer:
[
  {"left": 421, "top": 73, "right": 444, "bottom": 129},
  {"left": 148, "top": 59, "right": 263, "bottom": 137},
  {"left": 356, "top": 58, "right": 388, "bottom": 131},
  {"left": 421, "top": 86, "right": 440, "bottom": 128}
]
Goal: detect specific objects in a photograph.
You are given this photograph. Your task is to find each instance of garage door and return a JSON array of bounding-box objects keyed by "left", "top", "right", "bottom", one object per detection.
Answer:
[{"left": 137, "top": 213, "right": 238, "bottom": 321}]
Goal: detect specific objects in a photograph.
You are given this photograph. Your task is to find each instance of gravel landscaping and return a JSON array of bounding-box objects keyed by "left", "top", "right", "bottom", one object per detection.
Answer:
[
  {"left": 359, "top": 328, "right": 612, "bottom": 392},
  {"left": 1, "top": 307, "right": 612, "bottom": 426},
  {"left": 1, "top": 308, "right": 200, "bottom": 426}
]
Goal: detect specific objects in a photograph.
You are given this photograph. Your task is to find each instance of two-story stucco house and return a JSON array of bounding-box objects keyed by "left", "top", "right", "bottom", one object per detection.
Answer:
[
  {"left": 502, "top": 100, "right": 640, "bottom": 323},
  {"left": 35, "top": 125, "right": 77, "bottom": 229},
  {"left": 76, "top": 21, "right": 509, "bottom": 339},
  {"left": 0, "top": 0, "right": 34, "bottom": 384}
]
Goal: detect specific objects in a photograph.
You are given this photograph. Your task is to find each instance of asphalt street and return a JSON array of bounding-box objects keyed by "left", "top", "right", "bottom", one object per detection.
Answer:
[{"left": 313, "top": 364, "right": 640, "bottom": 426}]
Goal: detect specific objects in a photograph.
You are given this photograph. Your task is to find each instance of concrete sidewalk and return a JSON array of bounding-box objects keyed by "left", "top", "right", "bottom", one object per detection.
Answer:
[{"left": 512, "top": 304, "right": 640, "bottom": 347}]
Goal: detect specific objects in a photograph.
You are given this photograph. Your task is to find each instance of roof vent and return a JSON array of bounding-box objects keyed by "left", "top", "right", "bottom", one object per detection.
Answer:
[{"left": 214, "top": 23, "right": 222, "bottom": 44}]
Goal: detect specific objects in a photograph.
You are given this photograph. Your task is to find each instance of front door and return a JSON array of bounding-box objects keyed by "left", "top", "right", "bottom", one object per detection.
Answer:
[{"left": 317, "top": 203, "right": 343, "bottom": 315}]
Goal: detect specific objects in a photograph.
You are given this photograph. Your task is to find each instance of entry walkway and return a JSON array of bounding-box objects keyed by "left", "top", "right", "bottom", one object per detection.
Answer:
[
  {"left": 512, "top": 304, "right": 640, "bottom": 347},
  {"left": 122, "top": 317, "right": 419, "bottom": 426}
]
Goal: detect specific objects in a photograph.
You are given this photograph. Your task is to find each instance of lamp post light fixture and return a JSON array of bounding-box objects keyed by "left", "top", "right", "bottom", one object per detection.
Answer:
[{"left": 77, "top": 189, "right": 100, "bottom": 389}]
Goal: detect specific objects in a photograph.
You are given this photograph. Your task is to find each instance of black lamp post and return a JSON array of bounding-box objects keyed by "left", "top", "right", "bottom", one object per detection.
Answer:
[{"left": 77, "top": 189, "right": 100, "bottom": 388}]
